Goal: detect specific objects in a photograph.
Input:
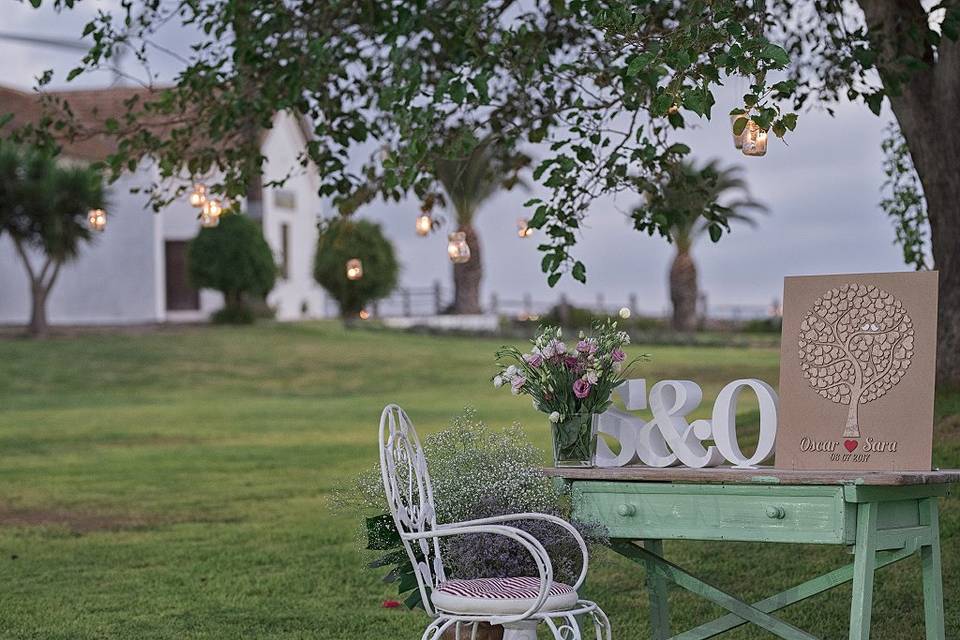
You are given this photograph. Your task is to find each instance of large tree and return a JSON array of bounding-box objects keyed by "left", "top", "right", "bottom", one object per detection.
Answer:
[
  {"left": 640, "top": 160, "right": 767, "bottom": 332},
  {"left": 0, "top": 142, "right": 106, "bottom": 337},
  {"left": 14, "top": 1, "right": 960, "bottom": 385}
]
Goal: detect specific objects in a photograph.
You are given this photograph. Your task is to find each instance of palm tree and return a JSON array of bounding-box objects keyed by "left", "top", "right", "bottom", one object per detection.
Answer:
[
  {"left": 643, "top": 160, "right": 767, "bottom": 332},
  {"left": 435, "top": 135, "right": 528, "bottom": 314},
  {"left": 0, "top": 143, "right": 106, "bottom": 337}
]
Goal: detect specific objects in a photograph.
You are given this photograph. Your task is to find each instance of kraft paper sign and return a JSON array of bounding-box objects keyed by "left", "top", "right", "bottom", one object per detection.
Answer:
[{"left": 776, "top": 271, "right": 938, "bottom": 471}]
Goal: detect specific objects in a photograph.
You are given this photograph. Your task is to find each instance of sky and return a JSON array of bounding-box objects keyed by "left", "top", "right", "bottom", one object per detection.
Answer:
[{"left": 0, "top": 2, "right": 913, "bottom": 317}]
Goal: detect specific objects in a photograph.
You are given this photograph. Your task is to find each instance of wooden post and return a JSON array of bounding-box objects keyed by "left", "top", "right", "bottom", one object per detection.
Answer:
[
  {"left": 489, "top": 293, "right": 499, "bottom": 315},
  {"left": 402, "top": 288, "right": 411, "bottom": 317},
  {"left": 596, "top": 293, "right": 605, "bottom": 315},
  {"left": 629, "top": 293, "right": 638, "bottom": 317},
  {"left": 434, "top": 280, "right": 443, "bottom": 315},
  {"left": 523, "top": 293, "right": 532, "bottom": 317}
]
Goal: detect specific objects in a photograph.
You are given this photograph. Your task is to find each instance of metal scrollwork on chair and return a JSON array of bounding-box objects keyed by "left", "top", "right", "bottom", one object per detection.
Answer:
[{"left": 378, "top": 404, "right": 612, "bottom": 640}]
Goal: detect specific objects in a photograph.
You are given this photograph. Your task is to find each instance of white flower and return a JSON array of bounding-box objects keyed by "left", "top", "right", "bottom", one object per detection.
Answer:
[
  {"left": 549, "top": 411, "right": 561, "bottom": 423},
  {"left": 578, "top": 330, "right": 585, "bottom": 339},
  {"left": 506, "top": 365, "right": 518, "bottom": 377},
  {"left": 618, "top": 331, "right": 631, "bottom": 344},
  {"left": 493, "top": 375, "right": 504, "bottom": 388},
  {"left": 585, "top": 370, "right": 599, "bottom": 385},
  {"left": 556, "top": 327, "right": 562, "bottom": 338}
]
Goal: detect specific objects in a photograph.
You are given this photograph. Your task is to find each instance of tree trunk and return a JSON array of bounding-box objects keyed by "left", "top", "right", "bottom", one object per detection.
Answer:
[
  {"left": 29, "top": 284, "right": 49, "bottom": 338},
  {"left": 858, "top": 0, "right": 960, "bottom": 388},
  {"left": 669, "top": 247, "right": 698, "bottom": 332},
  {"left": 451, "top": 222, "right": 483, "bottom": 314}
]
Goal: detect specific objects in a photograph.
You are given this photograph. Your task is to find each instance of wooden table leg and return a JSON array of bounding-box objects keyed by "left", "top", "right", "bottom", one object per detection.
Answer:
[
  {"left": 920, "top": 497, "right": 946, "bottom": 640},
  {"left": 849, "top": 502, "right": 879, "bottom": 640},
  {"left": 642, "top": 539, "right": 671, "bottom": 640}
]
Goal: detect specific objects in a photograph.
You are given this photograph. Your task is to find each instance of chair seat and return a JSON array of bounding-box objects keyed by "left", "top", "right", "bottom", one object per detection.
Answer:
[{"left": 431, "top": 576, "right": 579, "bottom": 615}]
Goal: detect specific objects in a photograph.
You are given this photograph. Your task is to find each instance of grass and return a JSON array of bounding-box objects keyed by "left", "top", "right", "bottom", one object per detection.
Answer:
[{"left": 0, "top": 322, "right": 955, "bottom": 639}]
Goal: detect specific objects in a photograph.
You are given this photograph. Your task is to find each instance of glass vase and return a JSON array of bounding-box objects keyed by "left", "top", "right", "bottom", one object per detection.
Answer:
[{"left": 551, "top": 413, "right": 598, "bottom": 468}]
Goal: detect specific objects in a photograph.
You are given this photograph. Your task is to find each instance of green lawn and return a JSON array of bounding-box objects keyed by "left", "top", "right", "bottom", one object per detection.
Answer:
[{"left": 0, "top": 322, "right": 955, "bottom": 639}]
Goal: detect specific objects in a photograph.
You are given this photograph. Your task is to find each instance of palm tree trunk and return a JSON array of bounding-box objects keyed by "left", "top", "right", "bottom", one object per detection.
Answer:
[
  {"left": 669, "top": 247, "right": 698, "bottom": 332},
  {"left": 29, "top": 284, "right": 49, "bottom": 338},
  {"left": 451, "top": 222, "right": 483, "bottom": 314}
]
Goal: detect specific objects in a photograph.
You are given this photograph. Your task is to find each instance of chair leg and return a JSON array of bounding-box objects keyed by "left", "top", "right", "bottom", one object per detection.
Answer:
[
  {"left": 422, "top": 618, "right": 457, "bottom": 640},
  {"left": 590, "top": 605, "right": 612, "bottom": 640},
  {"left": 545, "top": 612, "right": 582, "bottom": 640}
]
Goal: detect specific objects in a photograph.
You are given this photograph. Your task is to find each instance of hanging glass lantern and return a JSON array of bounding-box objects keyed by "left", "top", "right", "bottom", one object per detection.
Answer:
[
  {"left": 346, "top": 258, "right": 364, "bottom": 280},
  {"left": 741, "top": 120, "right": 768, "bottom": 157},
  {"left": 199, "top": 210, "right": 220, "bottom": 228},
  {"left": 516, "top": 218, "right": 534, "bottom": 238},
  {"left": 87, "top": 208, "right": 107, "bottom": 232},
  {"left": 189, "top": 183, "right": 207, "bottom": 208},
  {"left": 359, "top": 309, "right": 370, "bottom": 320},
  {"left": 730, "top": 114, "right": 746, "bottom": 149},
  {"left": 203, "top": 198, "right": 223, "bottom": 218},
  {"left": 415, "top": 212, "right": 433, "bottom": 236},
  {"left": 447, "top": 232, "right": 471, "bottom": 264}
]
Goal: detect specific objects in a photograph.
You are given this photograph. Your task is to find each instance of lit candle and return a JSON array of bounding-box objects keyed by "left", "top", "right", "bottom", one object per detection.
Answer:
[
  {"left": 415, "top": 213, "right": 432, "bottom": 236},
  {"left": 87, "top": 209, "right": 107, "bottom": 232},
  {"left": 346, "top": 258, "right": 364, "bottom": 280}
]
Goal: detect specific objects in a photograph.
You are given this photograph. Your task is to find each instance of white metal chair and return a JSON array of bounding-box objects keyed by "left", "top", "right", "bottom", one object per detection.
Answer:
[{"left": 378, "top": 404, "right": 612, "bottom": 640}]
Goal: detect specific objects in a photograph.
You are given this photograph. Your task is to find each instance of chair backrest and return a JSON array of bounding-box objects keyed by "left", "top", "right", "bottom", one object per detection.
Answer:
[{"left": 378, "top": 404, "right": 446, "bottom": 613}]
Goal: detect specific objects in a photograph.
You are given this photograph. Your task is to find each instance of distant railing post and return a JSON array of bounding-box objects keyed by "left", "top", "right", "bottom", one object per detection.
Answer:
[
  {"left": 596, "top": 293, "right": 605, "bottom": 315},
  {"left": 434, "top": 280, "right": 443, "bottom": 315},
  {"left": 559, "top": 294, "right": 571, "bottom": 326},
  {"left": 629, "top": 293, "right": 638, "bottom": 317},
  {"left": 489, "top": 293, "right": 499, "bottom": 315},
  {"left": 523, "top": 293, "right": 533, "bottom": 318},
  {"left": 402, "top": 288, "right": 411, "bottom": 317},
  {"left": 372, "top": 300, "right": 380, "bottom": 318}
]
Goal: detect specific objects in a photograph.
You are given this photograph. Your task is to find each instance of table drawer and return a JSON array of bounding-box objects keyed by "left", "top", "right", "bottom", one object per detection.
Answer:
[{"left": 574, "top": 482, "right": 854, "bottom": 544}]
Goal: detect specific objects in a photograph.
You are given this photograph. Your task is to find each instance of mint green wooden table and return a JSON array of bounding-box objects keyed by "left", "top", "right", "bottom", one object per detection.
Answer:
[{"left": 546, "top": 466, "right": 960, "bottom": 640}]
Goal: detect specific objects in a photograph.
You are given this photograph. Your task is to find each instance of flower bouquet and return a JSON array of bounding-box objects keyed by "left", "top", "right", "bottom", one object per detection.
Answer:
[{"left": 494, "top": 322, "right": 644, "bottom": 467}]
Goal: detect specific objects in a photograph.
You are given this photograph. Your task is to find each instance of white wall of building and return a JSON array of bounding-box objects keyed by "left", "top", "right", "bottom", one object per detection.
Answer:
[
  {"left": 0, "top": 113, "right": 326, "bottom": 327},
  {"left": 260, "top": 112, "right": 328, "bottom": 320},
  {"left": 0, "top": 171, "right": 162, "bottom": 326}
]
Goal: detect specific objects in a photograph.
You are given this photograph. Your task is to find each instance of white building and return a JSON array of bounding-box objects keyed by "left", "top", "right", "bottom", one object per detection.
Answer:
[{"left": 0, "top": 84, "right": 328, "bottom": 325}]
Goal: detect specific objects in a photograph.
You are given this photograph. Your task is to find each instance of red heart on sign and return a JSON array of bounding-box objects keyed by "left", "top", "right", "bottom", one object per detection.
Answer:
[{"left": 844, "top": 439, "right": 858, "bottom": 453}]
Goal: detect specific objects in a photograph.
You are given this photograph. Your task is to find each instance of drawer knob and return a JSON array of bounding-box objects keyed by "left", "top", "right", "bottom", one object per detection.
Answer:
[
  {"left": 766, "top": 505, "right": 786, "bottom": 520},
  {"left": 617, "top": 503, "right": 637, "bottom": 517}
]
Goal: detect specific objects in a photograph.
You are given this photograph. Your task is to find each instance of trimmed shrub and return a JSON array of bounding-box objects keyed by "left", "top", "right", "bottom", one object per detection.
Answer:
[
  {"left": 188, "top": 213, "right": 276, "bottom": 324},
  {"left": 314, "top": 218, "right": 398, "bottom": 320}
]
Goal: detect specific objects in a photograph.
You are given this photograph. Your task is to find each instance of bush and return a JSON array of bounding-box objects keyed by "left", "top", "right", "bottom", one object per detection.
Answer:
[
  {"left": 188, "top": 213, "right": 277, "bottom": 323},
  {"left": 314, "top": 217, "right": 398, "bottom": 319}
]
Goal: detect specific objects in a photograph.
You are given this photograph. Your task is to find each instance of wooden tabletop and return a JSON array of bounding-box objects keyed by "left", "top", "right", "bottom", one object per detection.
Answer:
[{"left": 543, "top": 465, "right": 960, "bottom": 486}]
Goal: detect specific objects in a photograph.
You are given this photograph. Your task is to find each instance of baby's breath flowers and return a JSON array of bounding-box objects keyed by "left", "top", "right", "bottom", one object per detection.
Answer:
[
  {"left": 494, "top": 322, "right": 647, "bottom": 465},
  {"left": 332, "top": 409, "right": 607, "bottom": 606}
]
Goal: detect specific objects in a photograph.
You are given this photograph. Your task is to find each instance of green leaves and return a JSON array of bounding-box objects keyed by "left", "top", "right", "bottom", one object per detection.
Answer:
[{"left": 760, "top": 43, "right": 790, "bottom": 67}]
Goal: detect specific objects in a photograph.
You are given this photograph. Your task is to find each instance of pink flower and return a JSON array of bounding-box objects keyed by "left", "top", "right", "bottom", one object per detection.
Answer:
[
  {"left": 611, "top": 349, "right": 625, "bottom": 362},
  {"left": 523, "top": 352, "right": 543, "bottom": 367},
  {"left": 576, "top": 339, "right": 596, "bottom": 354},
  {"left": 563, "top": 355, "right": 583, "bottom": 373},
  {"left": 573, "top": 378, "right": 591, "bottom": 399},
  {"left": 511, "top": 376, "right": 526, "bottom": 395}
]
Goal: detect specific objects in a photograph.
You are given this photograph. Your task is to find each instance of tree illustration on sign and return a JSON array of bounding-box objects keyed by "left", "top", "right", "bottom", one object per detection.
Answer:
[{"left": 798, "top": 284, "right": 914, "bottom": 438}]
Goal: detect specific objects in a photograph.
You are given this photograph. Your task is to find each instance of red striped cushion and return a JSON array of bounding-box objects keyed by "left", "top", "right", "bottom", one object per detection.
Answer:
[{"left": 436, "top": 577, "right": 574, "bottom": 600}]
